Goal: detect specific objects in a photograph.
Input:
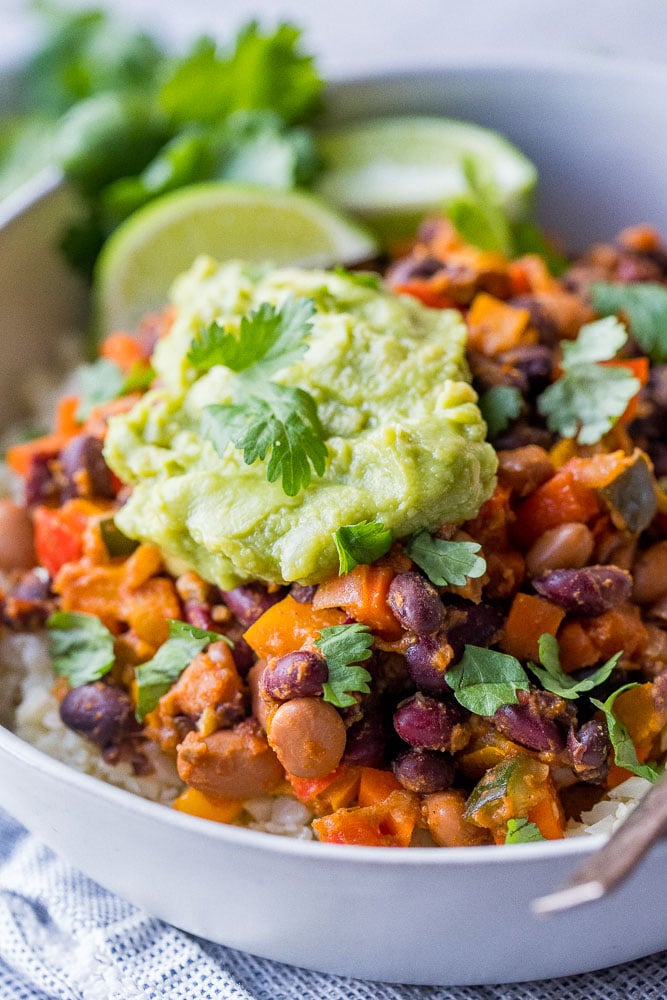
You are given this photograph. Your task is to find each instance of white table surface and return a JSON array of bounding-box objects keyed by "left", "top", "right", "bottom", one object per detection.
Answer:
[{"left": 3, "top": 0, "right": 667, "bottom": 75}]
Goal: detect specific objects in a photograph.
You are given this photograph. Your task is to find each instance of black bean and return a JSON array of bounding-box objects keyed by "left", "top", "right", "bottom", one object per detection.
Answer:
[
  {"left": 567, "top": 721, "right": 610, "bottom": 784},
  {"left": 60, "top": 434, "right": 114, "bottom": 500},
  {"left": 59, "top": 682, "right": 138, "bottom": 749},
  {"left": 261, "top": 650, "right": 328, "bottom": 701},
  {"left": 392, "top": 748, "right": 455, "bottom": 794},
  {"left": 509, "top": 296, "right": 559, "bottom": 347},
  {"left": 493, "top": 422, "right": 554, "bottom": 451},
  {"left": 393, "top": 693, "right": 466, "bottom": 752},
  {"left": 493, "top": 690, "right": 566, "bottom": 753},
  {"left": 497, "top": 344, "right": 553, "bottom": 398},
  {"left": 532, "top": 565, "right": 632, "bottom": 615},
  {"left": 386, "top": 255, "right": 442, "bottom": 285},
  {"left": 387, "top": 572, "right": 444, "bottom": 635},
  {"left": 443, "top": 598, "right": 504, "bottom": 661},
  {"left": 220, "top": 583, "right": 284, "bottom": 627},
  {"left": 405, "top": 634, "right": 452, "bottom": 694},
  {"left": 343, "top": 702, "right": 387, "bottom": 766}
]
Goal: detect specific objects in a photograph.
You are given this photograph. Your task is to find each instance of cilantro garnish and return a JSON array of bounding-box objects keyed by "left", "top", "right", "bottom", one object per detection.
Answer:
[
  {"left": 537, "top": 316, "right": 640, "bottom": 444},
  {"left": 478, "top": 385, "right": 523, "bottom": 440},
  {"left": 135, "top": 620, "right": 228, "bottom": 721},
  {"left": 332, "top": 267, "right": 382, "bottom": 290},
  {"left": 446, "top": 645, "right": 531, "bottom": 716},
  {"left": 75, "top": 356, "right": 154, "bottom": 421},
  {"left": 333, "top": 520, "right": 393, "bottom": 575},
  {"left": 314, "top": 622, "right": 373, "bottom": 708},
  {"left": 47, "top": 611, "right": 116, "bottom": 687},
  {"left": 505, "top": 817, "right": 546, "bottom": 844},
  {"left": 405, "top": 530, "right": 486, "bottom": 587},
  {"left": 591, "top": 281, "right": 667, "bottom": 364},
  {"left": 591, "top": 684, "right": 662, "bottom": 782},
  {"left": 526, "top": 633, "right": 622, "bottom": 701},
  {"left": 446, "top": 158, "right": 514, "bottom": 256},
  {"left": 192, "top": 297, "right": 328, "bottom": 496}
]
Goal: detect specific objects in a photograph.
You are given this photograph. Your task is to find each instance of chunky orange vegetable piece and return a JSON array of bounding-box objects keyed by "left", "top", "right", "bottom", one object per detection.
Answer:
[
  {"left": 357, "top": 767, "right": 403, "bottom": 807},
  {"left": 613, "top": 680, "right": 667, "bottom": 763},
  {"left": 286, "top": 764, "right": 361, "bottom": 814},
  {"left": 244, "top": 595, "right": 345, "bottom": 659},
  {"left": 173, "top": 787, "right": 244, "bottom": 824},
  {"left": 312, "top": 563, "right": 402, "bottom": 638},
  {"left": 466, "top": 292, "right": 532, "bottom": 356},
  {"left": 512, "top": 468, "right": 600, "bottom": 549},
  {"left": 526, "top": 781, "right": 565, "bottom": 840},
  {"left": 500, "top": 593, "right": 566, "bottom": 662},
  {"left": 312, "top": 790, "right": 420, "bottom": 846},
  {"left": 100, "top": 332, "right": 147, "bottom": 372}
]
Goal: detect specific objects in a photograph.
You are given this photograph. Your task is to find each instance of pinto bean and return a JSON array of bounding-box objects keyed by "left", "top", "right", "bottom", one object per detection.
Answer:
[
  {"left": 496, "top": 445, "right": 554, "bottom": 498},
  {"left": 423, "top": 789, "right": 492, "bottom": 847},
  {"left": 267, "top": 697, "right": 347, "bottom": 778},
  {"left": 177, "top": 719, "right": 284, "bottom": 799},
  {"left": 533, "top": 565, "right": 632, "bottom": 615},
  {"left": 633, "top": 541, "right": 667, "bottom": 605},
  {"left": 0, "top": 499, "right": 36, "bottom": 572},
  {"left": 525, "top": 523, "right": 595, "bottom": 578}
]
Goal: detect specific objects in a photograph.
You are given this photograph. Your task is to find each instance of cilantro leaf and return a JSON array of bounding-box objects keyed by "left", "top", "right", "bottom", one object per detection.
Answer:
[
  {"left": 505, "top": 817, "right": 546, "bottom": 844},
  {"left": 405, "top": 531, "right": 486, "bottom": 587},
  {"left": 332, "top": 267, "right": 382, "bottom": 290},
  {"left": 511, "top": 221, "right": 569, "bottom": 276},
  {"left": 446, "top": 158, "right": 514, "bottom": 255},
  {"left": 135, "top": 619, "right": 227, "bottom": 721},
  {"left": 47, "top": 611, "right": 116, "bottom": 687},
  {"left": 314, "top": 623, "right": 373, "bottom": 708},
  {"left": 526, "top": 633, "right": 622, "bottom": 700},
  {"left": 75, "top": 356, "right": 153, "bottom": 421},
  {"left": 591, "top": 684, "right": 662, "bottom": 782},
  {"left": 333, "top": 520, "right": 393, "bottom": 574},
  {"left": 591, "top": 281, "right": 667, "bottom": 364},
  {"left": 203, "top": 383, "right": 327, "bottom": 497},
  {"left": 446, "top": 645, "right": 530, "bottom": 715},
  {"left": 188, "top": 296, "right": 315, "bottom": 378},
  {"left": 537, "top": 317, "right": 640, "bottom": 444},
  {"left": 478, "top": 385, "right": 523, "bottom": 440}
]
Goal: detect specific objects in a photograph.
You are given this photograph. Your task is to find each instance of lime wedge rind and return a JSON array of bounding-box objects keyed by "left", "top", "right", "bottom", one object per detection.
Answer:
[{"left": 92, "top": 182, "right": 379, "bottom": 336}]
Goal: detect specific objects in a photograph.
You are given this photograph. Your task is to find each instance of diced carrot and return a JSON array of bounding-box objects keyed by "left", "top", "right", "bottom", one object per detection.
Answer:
[
  {"left": 312, "top": 563, "right": 402, "bottom": 638},
  {"left": 526, "top": 784, "right": 565, "bottom": 840},
  {"left": 500, "top": 593, "right": 565, "bottom": 662},
  {"left": 358, "top": 767, "right": 403, "bottom": 807},
  {"left": 511, "top": 467, "right": 600, "bottom": 548},
  {"left": 466, "top": 292, "right": 531, "bottom": 356},
  {"left": 244, "top": 595, "right": 345, "bottom": 659},
  {"left": 312, "top": 790, "right": 420, "bottom": 847},
  {"left": 173, "top": 787, "right": 244, "bottom": 824},
  {"left": 100, "top": 332, "right": 146, "bottom": 372}
]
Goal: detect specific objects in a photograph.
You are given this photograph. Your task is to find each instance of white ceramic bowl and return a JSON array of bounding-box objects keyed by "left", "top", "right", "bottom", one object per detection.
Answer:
[{"left": 2, "top": 55, "right": 667, "bottom": 986}]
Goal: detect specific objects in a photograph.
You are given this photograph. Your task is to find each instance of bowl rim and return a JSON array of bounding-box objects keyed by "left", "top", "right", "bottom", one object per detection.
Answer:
[{"left": 3, "top": 51, "right": 663, "bottom": 871}]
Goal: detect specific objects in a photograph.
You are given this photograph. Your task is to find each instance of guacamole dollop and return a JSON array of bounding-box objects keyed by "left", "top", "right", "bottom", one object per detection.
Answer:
[{"left": 104, "top": 258, "right": 497, "bottom": 587}]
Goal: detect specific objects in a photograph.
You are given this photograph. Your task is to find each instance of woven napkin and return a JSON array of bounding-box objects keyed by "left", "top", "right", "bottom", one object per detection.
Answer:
[{"left": 1, "top": 807, "right": 666, "bottom": 1000}]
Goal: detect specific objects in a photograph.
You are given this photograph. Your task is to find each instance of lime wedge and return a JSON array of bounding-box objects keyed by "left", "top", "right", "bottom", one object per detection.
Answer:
[
  {"left": 93, "top": 183, "right": 379, "bottom": 334},
  {"left": 314, "top": 116, "right": 538, "bottom": 243}
]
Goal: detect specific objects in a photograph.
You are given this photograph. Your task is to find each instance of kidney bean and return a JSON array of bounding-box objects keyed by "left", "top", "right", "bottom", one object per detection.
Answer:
[
  {"left": 525, "top": 522, "right": 595, "bottom": 578},
  {"left": 343, "top": 702, "right": 387, "bottom": 766},
  {"left": 405, "top": 634, "right": 453, "bottom": 693},
  {"left": 386, "top": 254, "right": 442, "bottom": 285},
  {"left": 177, "top": 719, "right": 284, "bottom": 798},
  {"left": 24, "top": 454, "right": 58, "bottom": 507},
  {"left": 0, "top": 499, "right": 36, "bottom": 572},
  {"left": 567, "top": 720, "right": 610, "bottom": 784},
  {"left": 493, "top": 690, "right": 568, "bottom": 753},
  {"left": 532, "top": 565, "right": 632, "bottom": 615},
  {"left": 387, "top": 572, "right": 444, "bottom": 635},
  {"left": 60, "top": 433, "right": 114, "bottom": 500},
  {"left": 261, "top": 650, "right": 328, "bottom": 701},
  {"left": 496, "top": 445, "right": 554, "bottom": 499},
  {"left": 392, "top": 748, "right": 455, "bottom": 794},
  {"left": 60, "top": 682, "right": 138, "bottom": 750},
  {"left": 393, "top": 693, "right": 468, "bottom": 752},
  {"left": 268, "top": 697, "right": 347, "bottom": 778},
  {"left": 633, "top": 541, "right": 667, "bottom": 605},
  {"left": 220, "top": 583, "right": 284, "bottom": 627}
]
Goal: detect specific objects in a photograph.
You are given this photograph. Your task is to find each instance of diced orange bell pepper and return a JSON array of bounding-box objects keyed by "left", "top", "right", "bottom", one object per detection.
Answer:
[
  {"left": 466, "top": 292, "right": 532, "bottom": 356},
  {"left": 173, "top": 787, "right": 244, "bottom": 824},
  {"left": 312, "top": 790, "right": 420, "bottom": 847},
  {"left": 244, "top": 595, "right": 345, "bottom": 659},
  {"left": 312, "top": 563, "right": 402, "bottom": 638},
  {"left": 286, "top": 764, "right": 361, "bottom": 815}
]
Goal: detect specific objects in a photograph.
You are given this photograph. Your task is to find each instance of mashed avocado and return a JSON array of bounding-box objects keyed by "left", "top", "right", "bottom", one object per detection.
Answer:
[{"left": 104, "top": 258, "right": 497, "bottom": 587}]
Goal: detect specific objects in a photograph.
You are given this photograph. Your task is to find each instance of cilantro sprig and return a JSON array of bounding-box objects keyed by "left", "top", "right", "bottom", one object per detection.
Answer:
[
  {"left": 591, "top": 684, "right": 662, "bottom": 783},
  {"left": 478, "top": 385, "right": 523, "bottom": 440},
  {"left": 47, "top": 611, "right": 116, "bottom": 687},
  {"left": 314, "top": 622, "right": 373, "bottom": 708},
  {"left": 446, "top": 645, "right": 530, "bottom": 715},
  {"left": 537, "top": 316, "right": 641, "bottom": 444},
  {"left": 526, "top": 633, "right": 621, "bottom": 701},
  {"left": 135, "top": 619, "right": 228, "bottom": 720},
  {"left": 405, "top": 530, "right": 486, "bottom": 587},
  {"left": 333, "top": 520, "right": 393, "bottom": 575},
  {"left": 505, "top": 818, "right": 546, "bottom": 844},
  {"left": 75, "top": 356, "right": 154, "bottom": 421},
  {"left": 591, "top": 281, "right": 667, "bottom": 364},
  {"left": 192, "top": 296, "right": 328, "bottom": 496}
]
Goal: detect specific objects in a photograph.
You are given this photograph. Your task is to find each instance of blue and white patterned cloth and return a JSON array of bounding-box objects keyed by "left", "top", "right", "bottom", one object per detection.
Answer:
[{"left": 3, "top": 807, "right": 667, "bottom": 1000}]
